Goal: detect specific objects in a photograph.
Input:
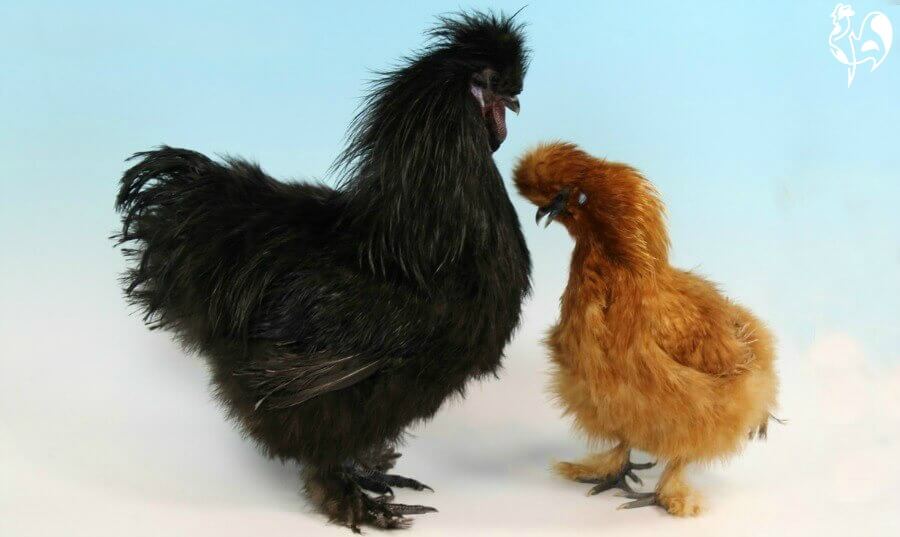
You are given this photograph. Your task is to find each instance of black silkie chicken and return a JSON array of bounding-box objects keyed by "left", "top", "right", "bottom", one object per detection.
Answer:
[{"left": 114, "top": 12, "right": 530, "bottom": 532}]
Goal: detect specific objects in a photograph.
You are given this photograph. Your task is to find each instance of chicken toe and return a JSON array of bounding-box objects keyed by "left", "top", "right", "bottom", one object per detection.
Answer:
[{"left": 577, "top": 457, "right": 656, "bottom": 496}]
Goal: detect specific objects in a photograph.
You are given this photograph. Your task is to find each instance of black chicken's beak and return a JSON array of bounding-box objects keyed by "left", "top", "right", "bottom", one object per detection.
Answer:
[
  {"left": 504, "top": 96, "right": 520, "bottom": 115},
  {"left": 535, "top": 189, "right": 570, "bottom": 227}
]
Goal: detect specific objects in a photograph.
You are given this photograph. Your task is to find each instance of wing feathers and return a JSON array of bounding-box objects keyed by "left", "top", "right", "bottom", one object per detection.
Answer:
[{"left": 237, "top": 353, "right": 390, "bottom": 411}]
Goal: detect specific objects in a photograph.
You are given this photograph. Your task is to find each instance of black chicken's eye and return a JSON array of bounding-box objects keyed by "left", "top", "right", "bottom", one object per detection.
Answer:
[{"left": 471, "top": 74, "right": 487, "bottom": 88}]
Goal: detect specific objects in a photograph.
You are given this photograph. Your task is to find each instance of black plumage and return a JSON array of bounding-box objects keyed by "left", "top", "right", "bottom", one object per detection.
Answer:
[{"left": 114, "top": 11, "right": 531, "bottom": 531}]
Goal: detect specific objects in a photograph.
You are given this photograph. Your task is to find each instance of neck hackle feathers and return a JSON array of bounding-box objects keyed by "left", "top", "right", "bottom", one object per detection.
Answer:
[{"left": 334, "top": 11, "right": 530, "bottom": 287}]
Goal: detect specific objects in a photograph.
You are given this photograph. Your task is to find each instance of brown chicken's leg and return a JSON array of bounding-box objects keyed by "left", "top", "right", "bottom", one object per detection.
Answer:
[
  {"left": 555, "top": 443, "right": 656, "bottom": 495},
  {"left": 617, "top": 459, "right": 704, "bottom": 516}
]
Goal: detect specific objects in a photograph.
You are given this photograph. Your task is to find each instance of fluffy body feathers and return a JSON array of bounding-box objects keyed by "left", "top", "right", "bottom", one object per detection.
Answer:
[
  {"left": 115, "top": 12, "right": 530, "bottom": 531},
  {"left": 514, "top": 142, "right": 778, "bottom": 516}
]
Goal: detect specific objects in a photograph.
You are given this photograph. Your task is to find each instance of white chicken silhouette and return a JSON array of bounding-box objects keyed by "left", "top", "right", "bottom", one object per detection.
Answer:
[{"left": 829, "top": 4, "right": 893, "bottom": 87}]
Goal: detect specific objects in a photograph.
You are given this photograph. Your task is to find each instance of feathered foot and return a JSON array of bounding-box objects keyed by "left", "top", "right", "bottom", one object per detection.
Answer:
[
  {"left": 749, "top": 420, "right": 768, "bottom": 440},
  {"left": 304, "top": 466, "right": 437, "bottom": 532},
  {"left": 359, "top": 444, "right": 403, "bottom": 473},
  {"left": 556, "top": 443, "right": 656, "bottom": 496},
  {"left": 615, "top": 459, "right": 704, "bottom": 517}
]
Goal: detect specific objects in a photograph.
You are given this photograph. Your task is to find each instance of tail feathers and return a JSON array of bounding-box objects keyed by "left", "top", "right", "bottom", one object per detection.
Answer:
[
  {"left": 116, "top": 146, "right": 214, "bottom": 218},
  {"left": 114, "top": 146, "right": 276, "bottom": 339},
  {"left": 115, "top": 147, "right": 214, "bottom": 316},
  {"left": 116, "top": 147, "right": 210, "bottom": 283},
  {"left": 115, "top": 146, "right": 341, "bottom": 343}
]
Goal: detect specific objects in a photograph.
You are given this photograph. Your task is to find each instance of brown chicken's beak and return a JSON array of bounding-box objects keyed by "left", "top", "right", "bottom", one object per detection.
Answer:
[{"left": 535, "top": 189, "right": 570, "bottom": 227}]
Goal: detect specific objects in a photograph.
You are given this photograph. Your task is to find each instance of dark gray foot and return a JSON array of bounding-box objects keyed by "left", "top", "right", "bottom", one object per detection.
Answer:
[
  {"left": 347, "top": 463, "right": 434, "bottom": 497},
  {"left": 577, "top": 456, "right": 656, "bottom": 496},
  {"left": 304, "top": 467, "right": 437, "bottom": 533},
  {"left": 615, "top": 490, "right": 659, "bottom": 509}
]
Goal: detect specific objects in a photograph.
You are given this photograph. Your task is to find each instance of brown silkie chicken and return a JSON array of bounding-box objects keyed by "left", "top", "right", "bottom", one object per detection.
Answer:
[{"left": 513, "top": 142, "right": 778, "bottom": 516}]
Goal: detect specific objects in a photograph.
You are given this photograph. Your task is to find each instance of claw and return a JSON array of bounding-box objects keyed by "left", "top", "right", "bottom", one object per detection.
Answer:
[
  {"left": 347, "top": 463, "right": 434, "bottom": 494},
  {"left": 381, "top": 474, "right": 433, "bottom": 492},
  {"left": 357, "top": 493, "right": 432, "bottom": 529},
  {"left": 616, "top": 491, "right": 658, "bottom": 510},
  {"left": 577, "top": 455, "right": 654, "bottom": 497},
  {"left": 382, "top": 502, "right": 438, "bottom": 516},
  {"left": 625, "top": 470, "right": 642, "bottom": 486},
  {"left": 615, "top": 490, "right": 651, "bottom": 499},
  {"left": 353, "top": 474, "right": 395, "bottom": 496},
  {"left": 588, "top": 476, "right": 634, "bottom": 496}
]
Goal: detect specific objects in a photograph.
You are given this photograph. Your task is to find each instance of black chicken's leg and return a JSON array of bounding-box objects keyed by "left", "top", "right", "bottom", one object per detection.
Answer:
[{"left": 304, "top": 465, "right": 436, "bottom": 533}]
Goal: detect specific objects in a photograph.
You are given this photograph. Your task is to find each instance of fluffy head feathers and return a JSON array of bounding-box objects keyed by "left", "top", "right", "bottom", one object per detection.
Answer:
[
  {"left": 514, "top": 142, "right": 670, "bottom": 274},
  {"left": 428, "top": 10, "right": 529, "bottom": 90}
]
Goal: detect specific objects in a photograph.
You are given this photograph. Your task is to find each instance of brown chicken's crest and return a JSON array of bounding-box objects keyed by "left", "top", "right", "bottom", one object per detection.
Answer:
[{"left": 513, "top": 142, "right": 669, "bottom": 274}]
